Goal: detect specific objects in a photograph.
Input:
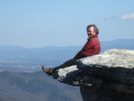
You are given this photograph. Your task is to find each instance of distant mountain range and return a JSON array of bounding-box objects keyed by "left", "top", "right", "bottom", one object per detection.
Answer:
[
  {"left": 0, "top": 39, "right": 134, "bottom": 72},
  {"left": 101, "top": 39, "right": 134, "bottom": 52},
  {"left": 0, "top": 39, "right": 134, "bottom": 101}
]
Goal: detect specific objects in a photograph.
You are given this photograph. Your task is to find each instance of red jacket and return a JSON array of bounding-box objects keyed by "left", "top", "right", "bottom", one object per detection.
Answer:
[{"left": 74, "top": 35, "right": 101, "bottom": 59}]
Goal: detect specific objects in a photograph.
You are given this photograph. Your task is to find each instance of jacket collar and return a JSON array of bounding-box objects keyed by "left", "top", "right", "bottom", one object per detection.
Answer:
[{"left": 88, "top": 34, "right": 98, "bottom": 40}]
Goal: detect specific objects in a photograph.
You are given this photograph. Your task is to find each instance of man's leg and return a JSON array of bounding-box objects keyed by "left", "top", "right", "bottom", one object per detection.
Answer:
[
  {"left": 42, "top": 59, "right": 77, "bottom": 76},
  {"left": 53, "top": 59, "right": 77, "bottom": 72}
]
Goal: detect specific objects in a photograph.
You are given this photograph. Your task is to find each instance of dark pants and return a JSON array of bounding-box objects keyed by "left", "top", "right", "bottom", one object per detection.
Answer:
[{"left": 53, "top": 59, "right": 78, "bottom": 72}]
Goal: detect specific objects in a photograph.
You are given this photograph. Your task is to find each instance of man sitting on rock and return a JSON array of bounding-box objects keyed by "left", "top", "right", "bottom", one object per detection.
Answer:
[{"left": 42, "top": 24, "right": 101, "bottom": 79}]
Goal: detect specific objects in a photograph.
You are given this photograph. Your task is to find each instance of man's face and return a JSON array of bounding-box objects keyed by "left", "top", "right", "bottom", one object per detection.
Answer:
[{"left": 87, "top": 27, "right": 96, "bottom": 38}]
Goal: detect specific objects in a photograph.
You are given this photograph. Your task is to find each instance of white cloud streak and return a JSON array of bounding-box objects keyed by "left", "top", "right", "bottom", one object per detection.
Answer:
[
  {"left": 121, "top": 13, "right": 134, "bottom": 20},
  {"left": 103, "top": 15, "right": 118, "bottom": 20}
]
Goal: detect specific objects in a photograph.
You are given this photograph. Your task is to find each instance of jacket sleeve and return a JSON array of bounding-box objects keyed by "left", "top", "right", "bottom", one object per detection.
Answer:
[
  {"left": 73, "top": 51, "right": 84, "bottom": 59},
  {"left": 74, "top": 36, "right": 100, "bottom": 59}
]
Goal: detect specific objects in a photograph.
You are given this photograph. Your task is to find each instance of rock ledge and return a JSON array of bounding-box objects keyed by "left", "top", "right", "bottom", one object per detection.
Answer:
[{"left": 56, "top": 49, "right": 134, "bottom": 101}]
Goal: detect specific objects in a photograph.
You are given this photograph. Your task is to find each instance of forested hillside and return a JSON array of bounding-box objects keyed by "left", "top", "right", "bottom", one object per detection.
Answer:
[{"left": 0, "top": 71, "right": 82, "bottom": 101}]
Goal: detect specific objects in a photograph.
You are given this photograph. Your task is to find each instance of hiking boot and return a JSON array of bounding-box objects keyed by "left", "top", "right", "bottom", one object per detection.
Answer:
[{"left": 42, "top": 66, "right": 53, "bottom": 76}]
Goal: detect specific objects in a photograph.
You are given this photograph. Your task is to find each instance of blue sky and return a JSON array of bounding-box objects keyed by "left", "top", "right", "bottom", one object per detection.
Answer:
[{"left": 0, "top": 0, "right": 134, "bottom": 48}]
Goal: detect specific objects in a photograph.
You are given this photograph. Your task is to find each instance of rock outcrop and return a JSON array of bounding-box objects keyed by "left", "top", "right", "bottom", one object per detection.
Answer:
[{"left": 56, "top": 49, "right": 134, "bottom": 101}]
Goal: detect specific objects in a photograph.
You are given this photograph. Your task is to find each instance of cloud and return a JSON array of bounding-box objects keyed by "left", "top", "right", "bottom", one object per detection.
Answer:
[
  {"left": 121, "top": 13, "right": 134, "bottom": 20},
  {"left": 104, "top": 16, "right": 111, "bottom": 20},
  {"left": 103, "top": 15, "right": 118, "bottom": 20}
]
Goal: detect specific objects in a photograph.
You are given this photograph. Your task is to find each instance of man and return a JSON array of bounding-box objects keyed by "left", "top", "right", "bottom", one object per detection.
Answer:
[{"left": 42, "top": 24, "right": 101, "bottom": 78}]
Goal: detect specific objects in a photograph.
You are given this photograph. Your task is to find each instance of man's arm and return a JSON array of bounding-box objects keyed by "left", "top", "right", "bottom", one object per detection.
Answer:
[
  {"left": 74, "top": 44, "right": 100, "bottom": 59},
  {"left": 74, "top": 35, "right": 101, "bottom": 59}
]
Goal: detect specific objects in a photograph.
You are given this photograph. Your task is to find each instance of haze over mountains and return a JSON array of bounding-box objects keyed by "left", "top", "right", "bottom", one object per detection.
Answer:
[
  {"left": 0, "top": 39, "right": 134, "bottom": 72},
  {"left": 0, "top": 71, "right": 82, "bottom": 101}
]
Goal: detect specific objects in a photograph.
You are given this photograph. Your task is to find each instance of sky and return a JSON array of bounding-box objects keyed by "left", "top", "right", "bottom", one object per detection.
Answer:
[{"left": 0, "top": 0, "right": 134, "bottom": 48}]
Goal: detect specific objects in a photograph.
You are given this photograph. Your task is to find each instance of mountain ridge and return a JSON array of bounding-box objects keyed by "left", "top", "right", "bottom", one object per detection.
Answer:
[
  {"left": 0, "top": 39, "right": 134, "bottom": 72},
  {"left": 0, "top": 71, "right": 82, "bottom": 101}
]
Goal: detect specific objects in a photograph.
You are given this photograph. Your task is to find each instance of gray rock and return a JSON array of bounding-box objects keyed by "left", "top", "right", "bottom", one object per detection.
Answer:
[{"left": 56, "top": 49, "right": 134, "bottom": 101}]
